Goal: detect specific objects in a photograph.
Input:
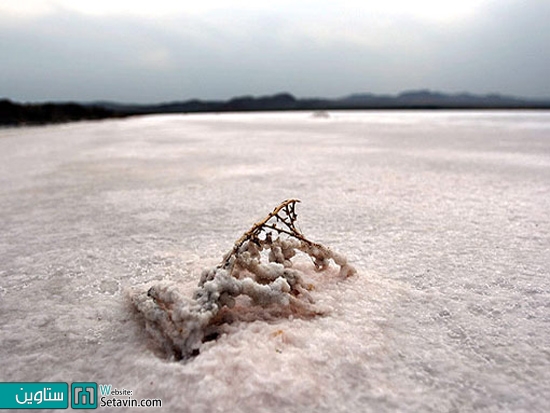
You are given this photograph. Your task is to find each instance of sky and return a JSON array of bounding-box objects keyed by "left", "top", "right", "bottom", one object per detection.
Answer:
[{"left": 1, "top": 0, "right": 549, "bottom": 103}]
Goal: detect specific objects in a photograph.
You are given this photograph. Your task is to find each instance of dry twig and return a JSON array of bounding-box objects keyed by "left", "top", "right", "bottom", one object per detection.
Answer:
[{"left": 130, "top": 199, "right": 356, "bottom": 360}]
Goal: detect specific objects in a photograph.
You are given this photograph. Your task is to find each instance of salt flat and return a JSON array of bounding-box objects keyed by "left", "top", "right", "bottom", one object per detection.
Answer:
[{"left": 1, "top": 111, "right": 549, "bottom": 412}]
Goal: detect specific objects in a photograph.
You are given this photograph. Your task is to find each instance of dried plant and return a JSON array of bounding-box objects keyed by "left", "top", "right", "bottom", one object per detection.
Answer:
[{"left": 130, "top": 199, "right": 356, "bottom": 360}]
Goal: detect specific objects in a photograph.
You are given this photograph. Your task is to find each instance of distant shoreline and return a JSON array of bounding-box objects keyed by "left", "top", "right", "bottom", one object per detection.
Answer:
[{"left": 2, "top": 90, "right": 550, "bottom": 126}]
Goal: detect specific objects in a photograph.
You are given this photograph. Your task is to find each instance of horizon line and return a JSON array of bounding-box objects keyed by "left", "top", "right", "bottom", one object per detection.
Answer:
[{"left": 3, "top": 89, "right": 550, "bottom": 106}]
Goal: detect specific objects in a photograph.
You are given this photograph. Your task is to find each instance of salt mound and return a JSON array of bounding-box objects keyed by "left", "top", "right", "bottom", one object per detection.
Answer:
[{"left": 130, "top": 199, "right": 356, "bottom": 360}]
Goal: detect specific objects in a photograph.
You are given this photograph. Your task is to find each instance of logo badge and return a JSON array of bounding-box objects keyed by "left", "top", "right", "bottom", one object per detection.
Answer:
[
  {"left": 0, "top": 382, "right": 68, "bottom": 409},
  {"left": 71, "top": 382, "right": 97, "bottom": 409}
]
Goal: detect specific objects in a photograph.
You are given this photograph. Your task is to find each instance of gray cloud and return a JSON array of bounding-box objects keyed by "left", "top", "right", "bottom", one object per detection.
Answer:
[{"left": 1, "top": 0, "right": 548, "bottom": 102}]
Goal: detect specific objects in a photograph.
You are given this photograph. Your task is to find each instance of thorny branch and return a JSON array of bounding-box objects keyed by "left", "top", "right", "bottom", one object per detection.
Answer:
[
  {"left": 221, "top": 199, "right": 322, "bottom": 271},
  {"left": 130, "top": 199, "right": 356, "bottom": 360}
]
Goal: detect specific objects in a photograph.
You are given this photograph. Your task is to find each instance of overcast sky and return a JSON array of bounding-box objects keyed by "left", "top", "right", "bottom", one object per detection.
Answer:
[{"left": 1, "top": 0, "right": 548, "bottom": 103}]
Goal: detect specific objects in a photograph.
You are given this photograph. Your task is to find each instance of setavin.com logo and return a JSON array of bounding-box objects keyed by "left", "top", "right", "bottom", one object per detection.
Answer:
[
  {"left": 0, "top": 382, "right": 162, "bottom": 409},
  {"left": 72, "top": 383, "right": 98, "bottom": 409}
]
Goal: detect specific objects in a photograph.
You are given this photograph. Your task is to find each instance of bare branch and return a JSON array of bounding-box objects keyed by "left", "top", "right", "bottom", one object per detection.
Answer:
[{"left": 130, "top": 199, "right": 356, "bottom": 360}]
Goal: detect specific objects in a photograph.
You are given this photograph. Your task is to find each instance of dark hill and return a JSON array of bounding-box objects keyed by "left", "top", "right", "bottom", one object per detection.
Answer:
[
  {"left": 0, "top": 99, "right": 123, "bottom": 126},
  {"left": 2, "top": 90, "right": 550, "bottom": 126}
]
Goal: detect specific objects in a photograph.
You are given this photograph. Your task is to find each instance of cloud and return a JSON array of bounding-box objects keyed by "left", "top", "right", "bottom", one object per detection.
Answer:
[
  {"left": 0, "top": 0, "right": 491, "bottom": 22},
  {"left": 0, "top": 0, "right": 548, "bottom": 102}
]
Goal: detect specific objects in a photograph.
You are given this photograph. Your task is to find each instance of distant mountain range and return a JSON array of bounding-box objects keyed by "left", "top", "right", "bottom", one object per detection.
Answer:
[{"left": 2, "top": 90, "right": 550, "bottom": 126}]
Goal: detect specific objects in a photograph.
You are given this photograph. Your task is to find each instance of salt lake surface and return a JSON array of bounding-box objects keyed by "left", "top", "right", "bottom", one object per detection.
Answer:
[{"left": 1, "top": 111, "right": 549, "bottom": 412}]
